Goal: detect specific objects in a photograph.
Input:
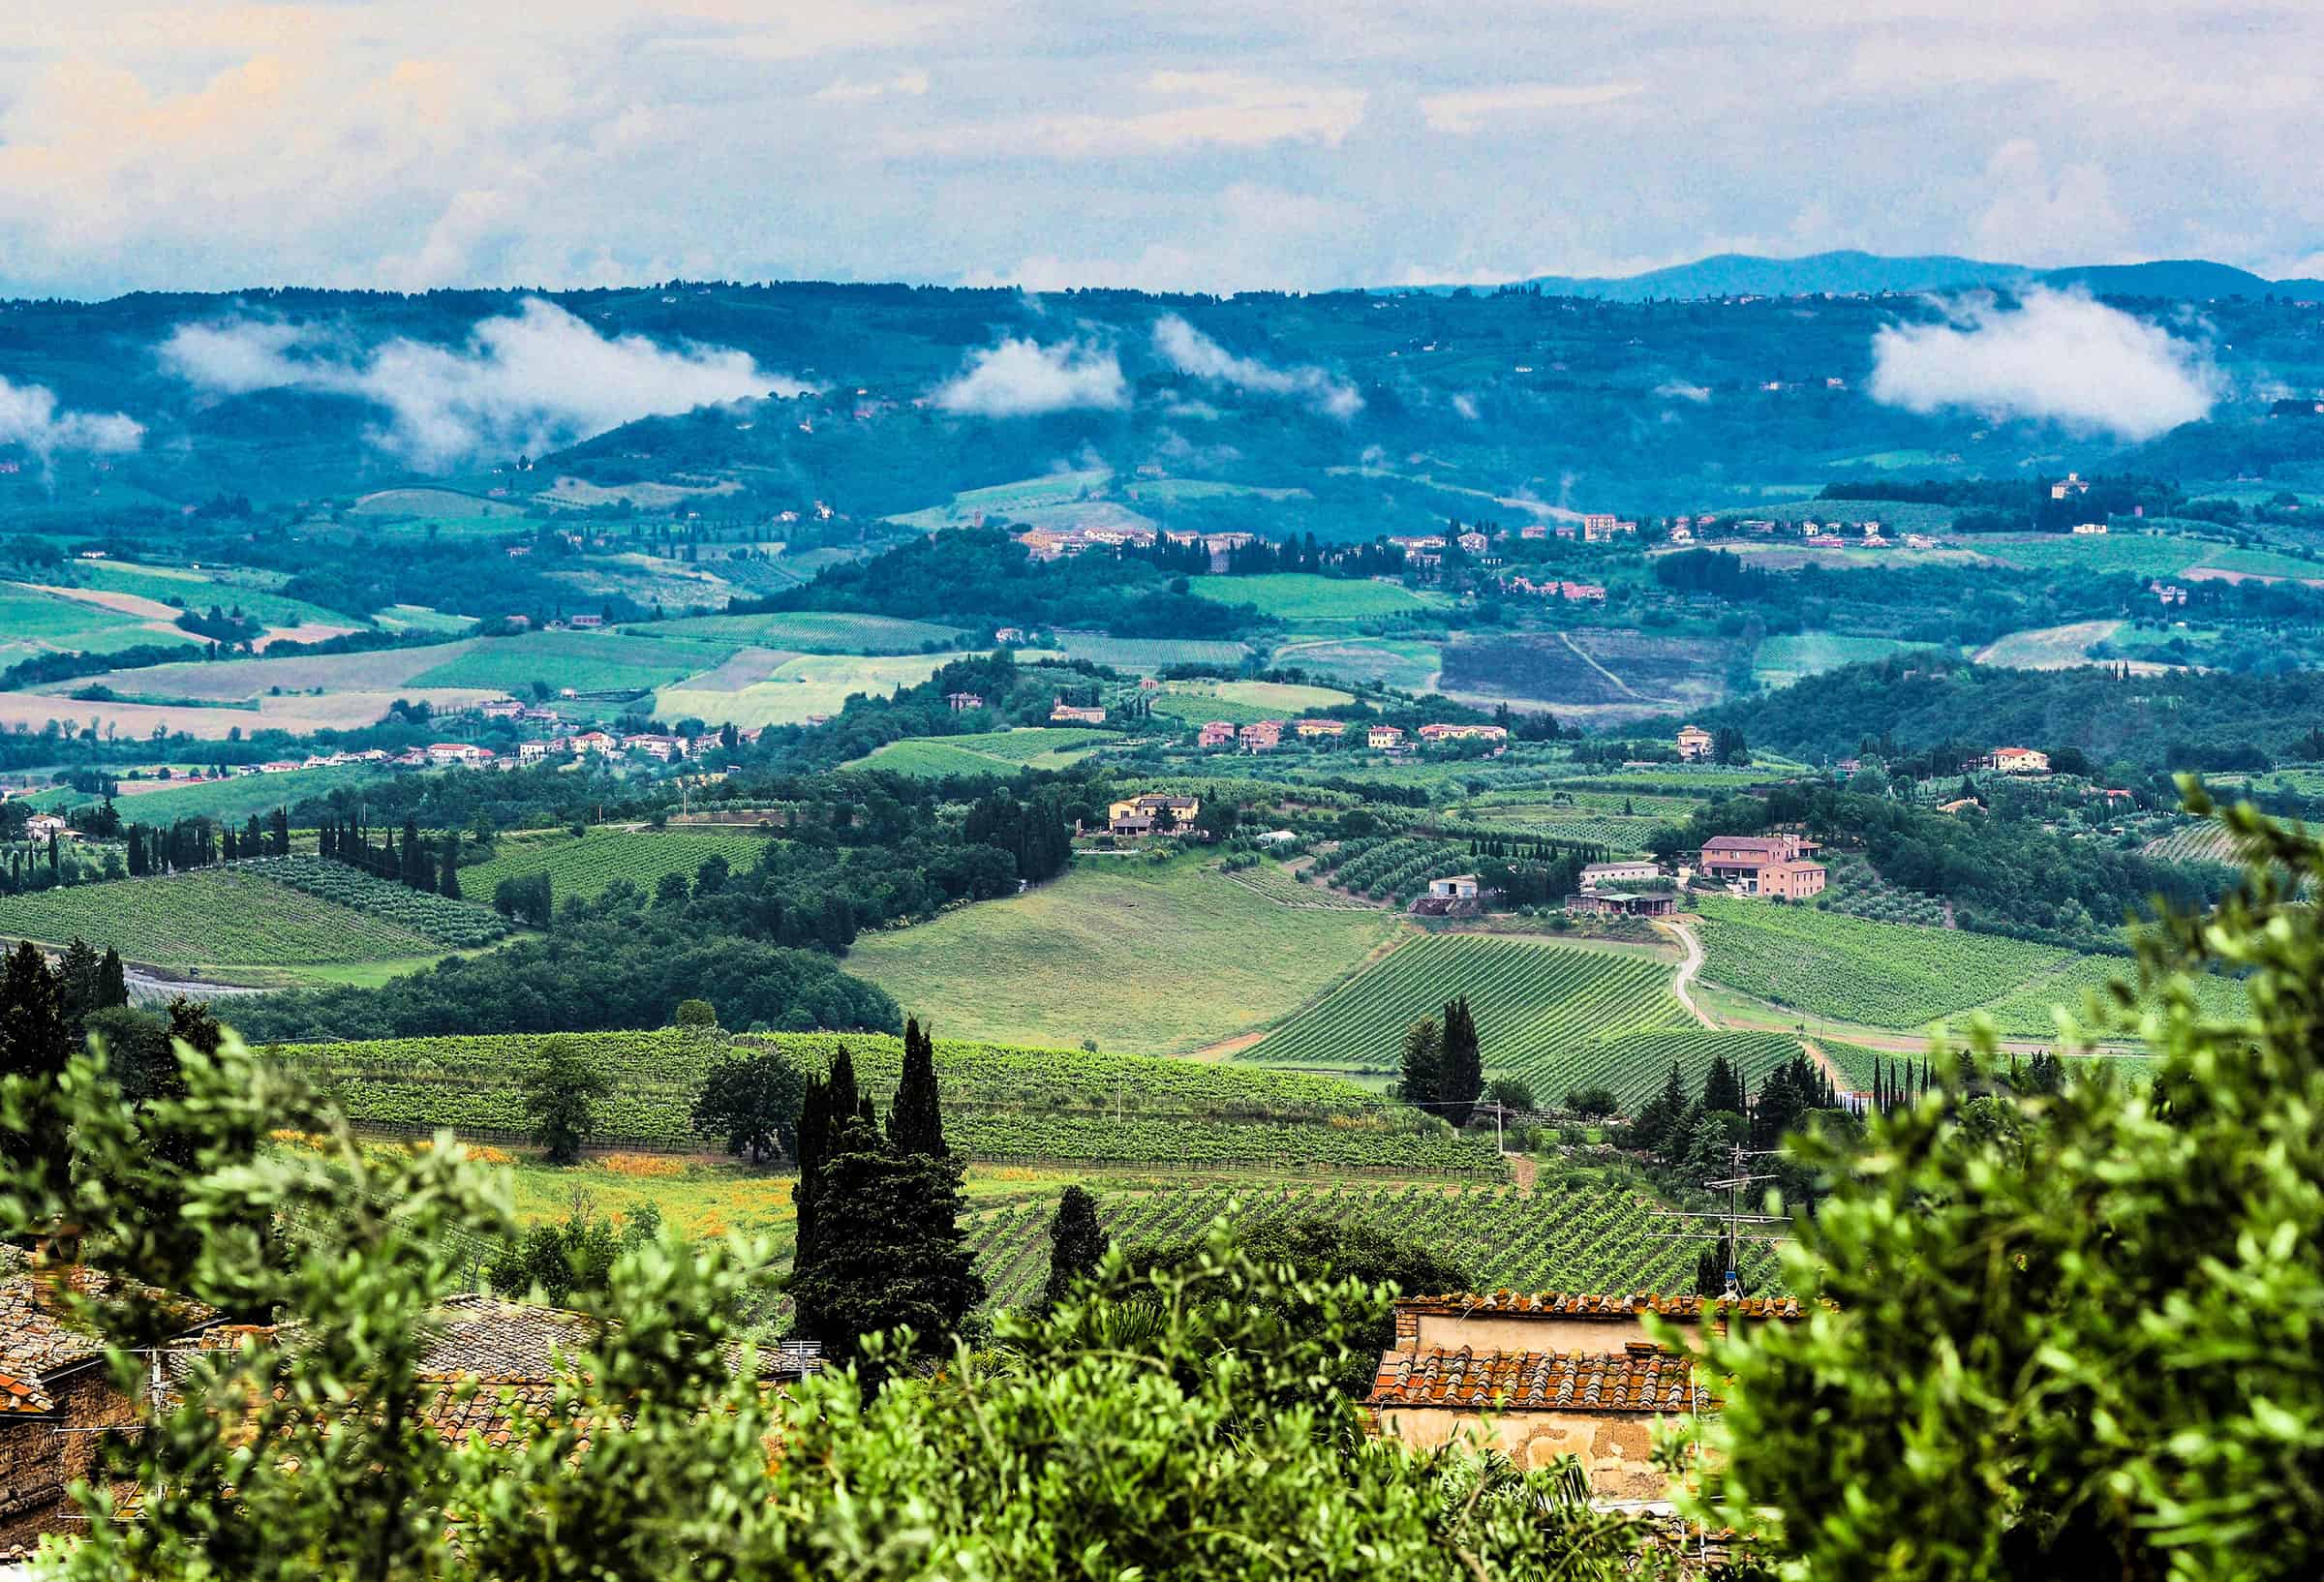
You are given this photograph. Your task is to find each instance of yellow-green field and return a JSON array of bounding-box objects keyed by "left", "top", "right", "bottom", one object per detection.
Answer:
[
  {"left": 655, "top": 653, "right": 967, "bottom": 728},
  {"left": 844, "top": 857, "right": 1406, "bottom": 1054}
]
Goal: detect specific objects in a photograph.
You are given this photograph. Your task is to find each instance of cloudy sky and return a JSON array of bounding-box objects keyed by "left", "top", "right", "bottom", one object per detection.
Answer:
[{"left": 2, "top": 1, "right": 2318, "bottom": 299}]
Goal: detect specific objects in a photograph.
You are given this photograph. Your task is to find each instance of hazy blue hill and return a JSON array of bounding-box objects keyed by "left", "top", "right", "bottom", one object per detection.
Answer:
[{"left": 1405, "top": 251, "right": 2324, "bottom": 303}]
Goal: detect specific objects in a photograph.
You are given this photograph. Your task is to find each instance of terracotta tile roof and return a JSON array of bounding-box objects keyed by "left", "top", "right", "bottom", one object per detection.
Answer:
[
  {"left": 1368, "top": 1345, "right": 1702, "bottom": 1414},
  {"left": 0, "top": 1369, "right": 54, "bottom": 1415},
  {"left": 419, "top": 1294, "right": 598, "bottom": 1384},
  {"left": 1393, "top": 1292, "right": 1806, "bottom": 1322},
  {"left": 0, "top": 1250, "right": 220, "bottom": 1384}
]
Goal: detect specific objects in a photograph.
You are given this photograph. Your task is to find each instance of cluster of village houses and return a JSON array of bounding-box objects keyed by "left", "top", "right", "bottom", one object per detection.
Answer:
[{"left": 0, "top": 1246, "right": 1800, "bottom": 1553}]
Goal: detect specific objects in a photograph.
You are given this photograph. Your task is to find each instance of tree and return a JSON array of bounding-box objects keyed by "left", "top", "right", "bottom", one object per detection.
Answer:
[
  {"left": 439, "top": 838, "right": 463, "bottom": 900},
  {"left": 690, "top": 1049, "right": 806, "bottom": 1166},
  {"left": 1700, "top": 1050, "right": 1744, "bottom": 1116},
  {"left": 1397, "top": 1017, "right": 1443, "bottom": 1110},
  {"left": 1628, "top": 1060, "right": 1690, "bottom": 1158},
  {"left": 1041, "top": 1184, "right": 1108, "bottom": 1313},
  {"left": 494, "top": 872, "right": 552, "bottom": 927},
  {"left": 486, "top": 1198, "right": 661, "bottom": 1305},
  {"left": 672, "top": 998, "right": 718, "bottom": 1029},
  {"left": 787, "top": 1110, "right": 983, "bottom": 1371},
  {"left": 1682, "top": 789, "right": 2324, "bottom": 1580},
  {"left": 1485, "top": 1075, "right": 1537, "bottom": 1113},
  {"left": 524, "top": 1035, "right": 608, "bottom": 1166},
  {"left": 96, "top": 947, "right": 129, "bottom": 1011},
  {"left": 1436, "top": 995, "right": 1483, "bottom": 1128},
  {"left": 885, "top": 1017, "right": 945, "bottom": 1158},
  {"left": 0, "top": 940, "right": 72, "bottom": 1190},
  {"left": 1562, "top": 1084, "right": 1620, "bottom": 1119},
  {"left": 55, "top": 936, "right": 102, "bottom": 1037}
]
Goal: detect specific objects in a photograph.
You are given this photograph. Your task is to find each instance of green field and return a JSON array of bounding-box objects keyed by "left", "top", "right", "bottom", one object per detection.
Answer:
[
  {"left": 1040, "top": 633, "right": 1249, "bottom": 672},
  {"left": 1752, "top": 632, "right": 1934, "bottom": 686},
  {"left": 845, "top": 858, "right": 1404, "bottom": 1054},
  {"left": 1148, "top": 678, "right": 1358, "bottom": 727},
  {"left": 1977, "top": 532, "right": 2214, "bottom": 577},
  {"left": 412, "top": 630, "right": 735, "bottom": 694},
  {"left": 42, "top": 643, "right": 477, "bottom": 704},
  {"left": 1270, "top": 636, "right": 1443, "bottom": 692},
  {"left": 1242, "top": 932, "right": 1688, "bottom": 1084},
  {"left": 1190, "top": 573, "right": 1445, "bottom": 622},
  {"left": 0, "top": 868, "right": 443, "bottom": 966},
  {"left": 847, "top": 727, "right": 1115, "bottom": 776},
  {"left": 656, "top": 652, "right": 966, "bottom": 729},
  {"left": 1974, "top": 621, "right": 2125, "bottom": 670},
  {"left": 621, "top": 611, "right": 968, "bottom": 654},
  {"left": 0, "top": 582, "right": 199, "bottom": 659},
  {"left": 92, "top": 766, "right": 388, "bottom": 824},
  {"left": 351, "top": 486, "right": 528, "bottom": 521},
  {"left": 882, "top": 470, "right": 1127, "bottom": 532},
  {"left": 461, "top": 828, "right": 776, "bottom": 904},
  {"left": 274, "top": 1029, "right": 1504, "bottom": 1175},
  {"left": 2186, "top": 544, "right": 2324, "bottom": 580},
  {"left": 70, "top": 562, "right": 353, "bottom": 632},
  {"left": 1686, "top": 897, "right": 2196, "bottom": 1036}
]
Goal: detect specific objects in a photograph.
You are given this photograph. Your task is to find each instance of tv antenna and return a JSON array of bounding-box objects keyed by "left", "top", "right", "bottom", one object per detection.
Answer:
[{"left": 1647, "top": 1141, "right": 1789, "bottom": 1297}]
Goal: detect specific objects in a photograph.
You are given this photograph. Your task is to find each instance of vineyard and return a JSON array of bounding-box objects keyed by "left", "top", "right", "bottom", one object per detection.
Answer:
[
  {"left": 1693, "top": 896, "right": 2074, "bottom": 1029},
  {"left": 2140, "top": 823, "right": 2239, "bottom": 867},
  {"left": 1242, "top": 933, "right": 1687, "bottom": 1080},
  {"left": 1535, "top": 1029, "right": 1813, "bottom": 1109},
  {"left": 461, "top": 828, "right": 775, "bottom": 902},
  {"left": 269, "top": 1029, "right": 1507, "bottom": 1175},
  {"left": 237, "top": 857, "right": 510, "bottom": 946},
  {"left": 962, "top": 1178, "right": 1780, "bottom": 1308},
  {"left": 0, "top": 868, "right": 440, "bottom": 965},
  {"left": 852, "top": 728, "right": 1114, "bottom": 776}
]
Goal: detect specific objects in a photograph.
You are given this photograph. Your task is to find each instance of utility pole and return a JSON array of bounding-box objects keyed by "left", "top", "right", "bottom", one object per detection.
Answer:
[{"left": 1647, "top": 1142, "right": 1789, "bottom": 1297}]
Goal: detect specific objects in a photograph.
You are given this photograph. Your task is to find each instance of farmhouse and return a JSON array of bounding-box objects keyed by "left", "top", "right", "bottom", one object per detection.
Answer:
[
  {"left": 478, "top": 698, "right": 524, "bottom": 719},
  {"left": 1982, "top": 746, "right": 2051, "bottom": 775},
  {"left": 566, "top": 613, "right": 604, "bottom": 629},
  {"left": 1049, "top": 698, "right": 1107, "bottom": 725},
  {"left": 1366, "top": 1292, "right": 1805, "bottom": 1497},
  {"left": 425, "top": 743, "right": 493, "bottom": 768},
  {"left": 2071, "top": 521, "right": 2109, "bottom": 535},
  {"left": 1557, "top": 582, "right": 1606, "bottom": 602},
  {"left": 1579, "top": 859, "right": 1661, "bottom": 888},
  {"left": 1428, "top": 874, "right": 1481, "bottom": 900},
  {"left": 1675, "top": 724, "right": 1715, "bottom": 762},
  {"left": 1418, "top": 723, "right": 1509, "bottom": 745},
  {"left": 21, "top": 814, "right": 70, "bottom": 840},
  {"left": 1198, "top": 720, "right": 1237, "bottom": 748},
  {"left": 1108, "top": 794, "right": 1200, "bottom": 836},
  {"left": 2051, "top": 472, "right": 2093, "bottom": 500},
  {"left": 1367, "top": 724, "right": 1405, "bottom": 750},
  {"left": 1698, "top": 834, "right": 1825, "bottom": 898},
  {"left": 1238, "top": 720, "right": 1285, "bottom": 752},
  {"left": 945, "top": 691, "right": 985, "bottom": 712},
  {"left": 1294, "top": 718, "right": 1347, "bottom": 740},
  {"left": 567, "top": 730, "right": 617, "bottom": 756},
  {"left": 1565, "top": 890, "right": 1676, "bottom": 917}
]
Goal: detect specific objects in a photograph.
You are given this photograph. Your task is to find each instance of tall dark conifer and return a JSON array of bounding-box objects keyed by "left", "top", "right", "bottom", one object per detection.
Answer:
[
  {"left": 886, "top": 1018, "right": 946, "bottom": 1158},
  {"left": 1436, "top": 995, "right": 1483, "bottom": 1128}
]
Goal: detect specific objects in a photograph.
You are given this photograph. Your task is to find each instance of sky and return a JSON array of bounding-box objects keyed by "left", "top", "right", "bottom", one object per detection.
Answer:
[{"left": 0, "top": 1, "right": 2319, "bottom": 300}]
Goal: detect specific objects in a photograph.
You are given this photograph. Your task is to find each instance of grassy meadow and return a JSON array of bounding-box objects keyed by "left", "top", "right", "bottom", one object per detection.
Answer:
[{"left": 844, "top": 856, "right": 1406, "bottom": 1053}]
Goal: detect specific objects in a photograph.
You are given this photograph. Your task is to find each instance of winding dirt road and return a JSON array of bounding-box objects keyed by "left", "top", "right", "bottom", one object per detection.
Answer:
[{"left": 1651, "top": 918, "right": 1715, "bottom": 1029}]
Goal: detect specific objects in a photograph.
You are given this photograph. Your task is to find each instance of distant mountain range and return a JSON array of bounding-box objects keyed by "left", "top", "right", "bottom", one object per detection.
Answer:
[{"left": 1394, "top": 249, "right": 2324, "bottom": 302}]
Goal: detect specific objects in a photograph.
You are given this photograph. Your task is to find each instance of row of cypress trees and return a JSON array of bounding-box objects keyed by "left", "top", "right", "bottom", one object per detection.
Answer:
[
  {"left": 1395, "top": 995, "right": 1486, "bottom": 1128},
  {"left": 788, "top": 1017, "right": 983, "bottom": 1372}
]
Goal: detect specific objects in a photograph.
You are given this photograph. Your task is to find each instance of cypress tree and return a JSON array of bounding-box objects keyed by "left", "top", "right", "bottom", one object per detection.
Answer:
[
  {"left": 1437, "top": 995, "right": 1483, "bottom": 1128},
  {"left": 886, "top": 1018, "right": 946, "bottom": 1158},
  {"left": 1398, "top": 1017, "right": 1443, "bottom": 1110},
  {"left": 96, "top": 948, "right": 128, "bottom": 1010},
  {"left": 0, "top": 940, "right": 73, "bottom": 1190},
  {"left": 1041, "top": 1184, "right": 1109, "bottom": 1312},
  {"left": 1702, "top": 1050, "right": 1744, "bottom": 1115},
  {"left": 1636, "top": 1059, "right": 1691, "bottom": 1158},
  {"left": 440, "top": 841, "right": 463, "bottom": 899},
  {"left": 270, "top": 806, "right": 290, "bottom": 856}
]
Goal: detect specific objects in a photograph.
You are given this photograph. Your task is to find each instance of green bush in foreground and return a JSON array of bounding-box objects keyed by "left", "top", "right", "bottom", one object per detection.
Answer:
[{"left": 1680, "top": 786, "right": 2324, "bottom": 1581}]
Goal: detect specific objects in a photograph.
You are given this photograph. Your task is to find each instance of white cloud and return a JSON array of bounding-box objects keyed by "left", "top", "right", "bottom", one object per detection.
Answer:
[
  {"left": 159, "top": 298, "right": 808, "bottom": 468},
  {"left": 1419, "top": 80, "right": 1641, "bottom": 135},
  {"left": 1971, "top": 139, "right": 2129, "bottom": 266},
  {"left": 901, "top": 71, "right": 1364, "bottom": 159},
  {"left": 1151, "top": 315, "right": 1362, "bottom": 420},
  {"left": 813, "top": 68, "right": 930, "bottom": 104},
  {"left": 931, "top": 337, "right": 1127, "bottom": 417},
  {"left": 1655, "top": 380, "right": 1712, "bottom": 403},
  {"left": 0, "top": 376, "right": 143, "bottom": 458},
  {"left": 1868, "top": 287, "right": 2219, "bottom": 441},
  {"left": 1451, "top": 393, "right": 1481, "bottom": 420}
]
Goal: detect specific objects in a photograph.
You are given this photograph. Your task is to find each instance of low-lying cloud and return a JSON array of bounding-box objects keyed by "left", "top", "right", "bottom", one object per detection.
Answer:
[
  {"left": 1868, "top": 288, "right": 2219, "bottom": 441},
  {"left": 159, "top": 299, "right": 807, "bottom": 468},
  {"left": 0, "top": 376, "right": 142, "bottom": 458},
  {"left": 1152, "top": 314, "right": 1361, "bottom": 419},
  {"left": 931, "top": 337, "right": 1128, "bottom": 417}
]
